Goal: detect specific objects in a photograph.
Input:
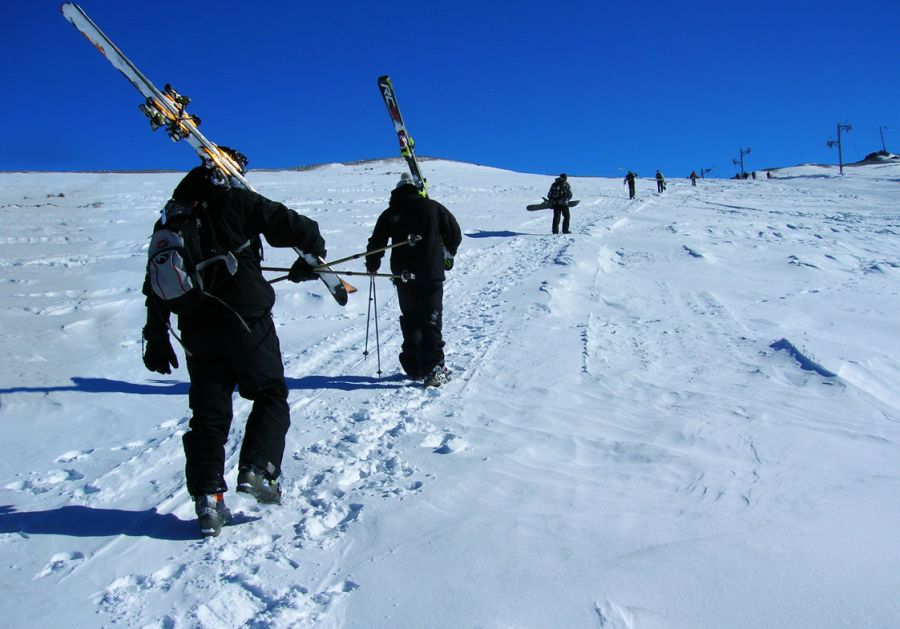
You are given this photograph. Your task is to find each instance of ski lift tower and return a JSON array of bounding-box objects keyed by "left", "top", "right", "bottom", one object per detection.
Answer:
[
  {"left": 733, "top": 147, "right": 751, "bottom": 177},
  {"left": 826, "top": 123, "right": 852, "bottom": 174}
]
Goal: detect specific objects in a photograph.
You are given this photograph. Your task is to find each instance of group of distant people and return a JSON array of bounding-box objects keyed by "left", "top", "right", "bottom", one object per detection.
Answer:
[
  {"left": 542, "top": 165, "right": 776, "bottom": 235},
  {"left": 622, "top": 170, "right": 670, "bottom": 199},
  {"left": 732, "top": 171, "right": 774, "bottom": 180}
]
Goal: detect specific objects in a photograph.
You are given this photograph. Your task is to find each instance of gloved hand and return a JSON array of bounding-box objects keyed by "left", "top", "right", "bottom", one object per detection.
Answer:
[
  {"left": 288, "top": 257, "right": 319, "bottom": 282},
  {"left": 142, "top": 329, "right": 178, "bottom": 374},
  {"left": 308, "top": 234, "right": 327, "bottom": 261},
  {"left": 442, "top": 245, "right": 455, "bottom": 271},
  {"left": 365, "top": 256, "right": 381, "bottom": 274}
]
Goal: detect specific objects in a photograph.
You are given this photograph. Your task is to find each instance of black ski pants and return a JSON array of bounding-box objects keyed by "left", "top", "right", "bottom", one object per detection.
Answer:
[
  {"left": 395, "top": 281, "right": 445, "bottom": 379},
  {"left": 552, "top": 206, "right": 571, "bottom": 234},
  {"left": 181, "top": 314, "right": 289, "bottom": 496}
]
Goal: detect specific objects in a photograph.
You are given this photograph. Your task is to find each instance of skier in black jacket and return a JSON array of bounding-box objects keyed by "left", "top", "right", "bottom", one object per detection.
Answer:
[
  {"left": 365, "top": 173, "right": 462, "bottom": 387},
  {"left": 547, "top": 173, "right": 573, "bottom": 234},
  {"left": 624, "top": 171, "right": 637, "bottom": 199},
  {"left": 141, "top": 155, "right": 325, "bottom": 537}
]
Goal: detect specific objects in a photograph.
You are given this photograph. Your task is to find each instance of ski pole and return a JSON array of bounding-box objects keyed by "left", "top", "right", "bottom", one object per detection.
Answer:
[
  {"left": 312, "top": 234, "right": 421, "bottom": 270},
  {"left": 364, "top": 274, "right": 374, "bottom": 360},
  {"left": 372, "top": 274, "right": 382, "bottom": 377},
  {"left": 267, "top": 270, "right": 414, "bottom": 284}
]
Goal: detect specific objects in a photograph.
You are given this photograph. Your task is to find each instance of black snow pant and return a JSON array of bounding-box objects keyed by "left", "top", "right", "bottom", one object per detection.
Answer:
[
  {"left": 395, "top": 281, "right": 445, "bottom": 379},
  {"left": 628, "top": 184, "right": 635, "bottom": 199},
  {"left": 181, "top": 313, "right": 290, "bottom": 497},
  {"left": 552, "top": 206, "right": 571, "bottom": 234}
]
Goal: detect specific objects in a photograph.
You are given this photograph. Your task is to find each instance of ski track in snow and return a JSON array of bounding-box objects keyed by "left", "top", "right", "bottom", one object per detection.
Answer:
[{"left": 1, "top": 162, "right": 900, "bottom": 627}]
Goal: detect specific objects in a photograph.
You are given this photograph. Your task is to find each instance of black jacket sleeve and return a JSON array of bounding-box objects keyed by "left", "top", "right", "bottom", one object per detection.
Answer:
[
  {"left": 142, "top": 273, "right": 171, "bottom": 337},
  {"left": 436, "top": 203, "right": 462, "bottom": 256},
  {"left": 365, "top": 210, "right": 391, "bottom": 271},
  {"left": 237, "top": 188, "right": 326, "bottom": 258}
]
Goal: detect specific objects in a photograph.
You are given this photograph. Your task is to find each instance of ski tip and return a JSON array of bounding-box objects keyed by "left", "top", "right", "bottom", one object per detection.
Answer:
[{"left": 333, "top": 284, "right": 350, "bottom": 306}]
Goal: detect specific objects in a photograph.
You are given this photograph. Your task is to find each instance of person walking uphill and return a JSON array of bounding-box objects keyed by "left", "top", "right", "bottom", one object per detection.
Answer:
[
  {"left": 365, "top": 173, "right": 462, "bottom": 387},
  {"left": 624, "top": 171, "right": 637, "bottom": 199},
  {"left": 547, "top": 173, "right": 573, "bottom": 234},
  {"left": 141, "top": 151, "right": 327, "bottom": 538},
  {"left": 655, "top": 170, "right": 666, "bottom": 193}
]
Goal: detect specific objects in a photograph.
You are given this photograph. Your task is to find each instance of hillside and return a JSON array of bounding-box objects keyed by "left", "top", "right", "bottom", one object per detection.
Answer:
[{"left": 1, "top": 160, "right": 899, "bottom": 628}]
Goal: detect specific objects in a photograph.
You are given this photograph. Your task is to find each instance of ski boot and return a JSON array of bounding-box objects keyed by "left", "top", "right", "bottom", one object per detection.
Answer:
[
  {"left": 194, "top": 493, "right": 230, "bottom": 538},
  {"left": 236, "top": 465, "right": 282, "bottom": 505},
  {"left": 423, "top": 364, "right": 451, "bottom": 388}
]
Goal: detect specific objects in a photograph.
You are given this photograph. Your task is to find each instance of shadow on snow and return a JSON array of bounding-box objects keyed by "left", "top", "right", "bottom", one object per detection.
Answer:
[
  {"left": 465, "top": 229, "right": 537, "bottom": 238},
  {"left": 0, "top": 504, "right": 216, "bottom": 541},
  {"left": 0, "top": 373, "right": 410, "bottom": 396}
]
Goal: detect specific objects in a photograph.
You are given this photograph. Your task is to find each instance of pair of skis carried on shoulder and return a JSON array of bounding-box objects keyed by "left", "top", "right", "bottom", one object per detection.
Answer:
[
  {"left": 61, "top": 4, "right": 431, "bottom": 304},
  {"left": 62, "top": 2, "right": 359, "bottom": 304}
]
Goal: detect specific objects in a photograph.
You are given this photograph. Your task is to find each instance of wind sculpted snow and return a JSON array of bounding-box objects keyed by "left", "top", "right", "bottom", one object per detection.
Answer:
[{"left": 1, "top": 161, "right": 899, "bottom": 627}]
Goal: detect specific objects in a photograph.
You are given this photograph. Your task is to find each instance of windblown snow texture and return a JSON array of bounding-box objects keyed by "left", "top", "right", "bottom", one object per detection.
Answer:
[{"left": 1, "top": 160, "right": 899, "bottom": 628}]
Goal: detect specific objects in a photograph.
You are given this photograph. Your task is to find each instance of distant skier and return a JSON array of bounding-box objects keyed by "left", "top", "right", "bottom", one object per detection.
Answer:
[
  {"left": 365, "top": 173, "right": 462, "bottom": 387},
  {"left": 689, "top": 171, "right": 698, "bottom": 187},
  {"left": 624, "top": 171, "right": 637, "bottom": 199},
  {"left": 656, "top": 170, "right": 666, "bottom": 193},
  {"left": 547, "top": 173, "right": 573, "bottom": 234}
]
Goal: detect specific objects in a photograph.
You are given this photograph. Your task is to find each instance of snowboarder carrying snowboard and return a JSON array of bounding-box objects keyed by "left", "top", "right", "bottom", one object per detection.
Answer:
[
  {"left": 141, "top": 153, "right": 328, "bottom": 538},
  {"left": 365, "top": 173, "right": 462, "bottom": 387},
  {"left": 624, "top": 171, "right": 637, "bottom": 199},
  {"left": 547, "top": 173, "right": 573, "bottom": 234},
  {"left": 656, "top": 170, "right": 667, "bottom": 193}
]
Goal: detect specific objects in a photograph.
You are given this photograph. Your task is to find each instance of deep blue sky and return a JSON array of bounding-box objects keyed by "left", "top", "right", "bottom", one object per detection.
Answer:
[{"left": 3, "top": 1, "right": 898, "bottom": 177}]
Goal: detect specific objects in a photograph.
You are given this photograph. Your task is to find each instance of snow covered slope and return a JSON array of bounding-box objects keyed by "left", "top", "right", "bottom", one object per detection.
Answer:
[{"left": 1, "top": 160, "right": 899, "bottom": 628}]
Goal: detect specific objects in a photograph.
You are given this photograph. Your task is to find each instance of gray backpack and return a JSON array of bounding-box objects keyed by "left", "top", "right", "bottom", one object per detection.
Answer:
[{"left": 147, "top": 219, "right": 248, "bottom": 316}]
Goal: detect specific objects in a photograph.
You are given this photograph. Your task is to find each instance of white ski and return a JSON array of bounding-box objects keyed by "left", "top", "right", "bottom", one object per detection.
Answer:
[{"left": 61, "top": 2, "right": 351, "bottom": 305}]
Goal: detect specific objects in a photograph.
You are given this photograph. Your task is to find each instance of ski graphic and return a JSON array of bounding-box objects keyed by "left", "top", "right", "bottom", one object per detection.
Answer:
[
  {"left": 60, "top": 2, "right": 352, "bottom": 305},
  {"left": 377, "top": 75, "right": 427, "bottom": 196}
]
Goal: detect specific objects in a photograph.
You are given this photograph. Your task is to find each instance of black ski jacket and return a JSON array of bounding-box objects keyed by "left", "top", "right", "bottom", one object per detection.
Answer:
[
  {"left": 144, "top": 168, "right": 325, "bottom": 334},
  {"left": 548, "top": 178, "right": 573, "bottom": 207},
  {"left": 365, "top": 185, "right": 462, "bottom": 284}
]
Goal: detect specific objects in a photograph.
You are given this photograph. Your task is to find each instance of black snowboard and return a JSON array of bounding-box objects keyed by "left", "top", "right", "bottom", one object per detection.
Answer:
[{"left": 526, "top": 199, "right": 580, "bottom": 211}]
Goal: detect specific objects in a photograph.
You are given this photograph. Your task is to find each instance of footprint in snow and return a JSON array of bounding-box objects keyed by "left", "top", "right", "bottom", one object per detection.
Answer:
[
  {"left": 35, "top": 551, "right": 85, "bottom": 579},
  {"left": 420, "top": 431, "right": 467, "bottom": 454},
  {"left": 55, "top": 449, "right": 95, "bottom": 463}
]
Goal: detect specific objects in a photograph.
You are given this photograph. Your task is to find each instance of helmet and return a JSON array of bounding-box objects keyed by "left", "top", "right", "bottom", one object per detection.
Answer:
[
  {"left": 559, "top": 173, "right": 567, "bottom": 180},
  {"left": 217, "top": 145, "right": 248, "bottom": 175}
]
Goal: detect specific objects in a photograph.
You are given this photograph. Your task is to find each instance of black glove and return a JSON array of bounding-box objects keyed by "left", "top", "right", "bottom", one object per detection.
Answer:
[
  {"left": 308, "top": 234, "right": 327, "bottom": 261},
  {"left": 142, "top": 328, "right": 178, "bottom": 374},
  {"left": 442, "top": 245, "right": 454, "bottom": 271},
  {"left": 288, "top": 257, "right": 319, "bottom": 282},
  {"left": 365, "top": 257, "right": 380, "bottom": 274}
]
